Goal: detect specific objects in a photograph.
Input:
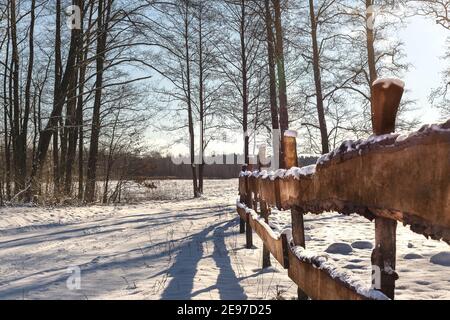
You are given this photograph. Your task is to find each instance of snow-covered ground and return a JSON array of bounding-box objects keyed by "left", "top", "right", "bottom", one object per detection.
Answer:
[
  {"left": 0, "top": 179, "right": 449, "bottom": 300},
  {"left": 0, "top": 180, "right": 295, "bottom": 300},
  {"left": 270, "top": 210, "right": 450, "bottom": 300}
]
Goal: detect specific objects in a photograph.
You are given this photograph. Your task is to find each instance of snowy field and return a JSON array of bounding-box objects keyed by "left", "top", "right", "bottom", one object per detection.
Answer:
[
  {"left": 0, "top": 180, "right": 296, "bottom": 300},
  {"left": 0, "top": 179, "right": 449, "bottom": 300}
]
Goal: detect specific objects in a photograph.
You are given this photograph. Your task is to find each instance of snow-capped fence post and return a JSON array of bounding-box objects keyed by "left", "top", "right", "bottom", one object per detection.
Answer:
[
  {"left": 370, "top": 78, "right": 404, "bottom": 300},
  {"left": 283, "top": 130, "right": 309, "bottom": 300},
  {"left": 283, "top": 131, "right": 298, "bottom": 169}
]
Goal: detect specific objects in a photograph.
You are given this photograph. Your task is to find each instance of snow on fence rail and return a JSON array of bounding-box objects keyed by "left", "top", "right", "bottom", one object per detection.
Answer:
[{"left": 236, "top": 79, "right": 450, "bottom": 300}]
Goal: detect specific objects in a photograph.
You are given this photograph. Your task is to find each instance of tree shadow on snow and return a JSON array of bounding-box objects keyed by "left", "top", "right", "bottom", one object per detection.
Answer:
[{"left": 161, "top": 219, "right": 247, "bottom": 300}]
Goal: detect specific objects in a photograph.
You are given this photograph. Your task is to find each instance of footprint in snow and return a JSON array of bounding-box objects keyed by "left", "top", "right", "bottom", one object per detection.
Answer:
[
  {"left": 325, "top": 243, "right": 353, "bottom": 255},
  {"left": 415, "top": 280, "right": 431, "bottom": 286},
  {"left": 403, "top": 253, "right": 424, "bottom": 260},
  {"left": 430, "top": 252, "right": 450, "bottom": 266},
  {"left": 351, "top": 241, "right": 373, "bottom": 250},
  {"left": 343, "top": 264, "right": 364, "bottom": 270}
]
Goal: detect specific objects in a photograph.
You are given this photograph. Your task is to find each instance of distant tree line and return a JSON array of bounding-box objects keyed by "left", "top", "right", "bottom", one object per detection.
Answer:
[{"left": 126, "top": 154, "right": 319, "bottom": 179}]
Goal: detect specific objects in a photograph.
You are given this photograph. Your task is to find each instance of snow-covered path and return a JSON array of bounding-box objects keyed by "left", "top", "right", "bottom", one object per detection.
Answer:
[{"left": 0, "top": 180, "right": 295, "bottom": 300}]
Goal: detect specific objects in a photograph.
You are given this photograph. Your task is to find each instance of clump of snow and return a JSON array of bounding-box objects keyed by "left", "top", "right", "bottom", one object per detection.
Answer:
[
  {"left": 394, "top": 122, "right": 450, "bottom": 145},
  {"left": 241, "top": 163, "right": 317, "bottom": 181},
  {"left": 404, "top": 253, "right": 424, "bottom": 260},
  {"left": 250, "top": 210, "right": 281, "bottom": 240},
  {"left": 239, "top": 170, "right": 253, "bottom": 178},
  {"left": 364, "top": 133, "right": 399, "bottom": 145},
  {"left": 325, "top": 242, "right": 353, "bottom": 255},
  {"left": 251, "top": 170, "right": 261, "bottom": 178},
  {"left": 257, "top": 169, "right": 286, "bottom": 181},
  {"left": 430, "top": 252, "right": 450, "bottom": 267},
  {"left": 236, "top": 199, "right": 252, "bottom": 214},
  {"left": 372, "top": 78, "right": 405, "bottom": 89},
  {"left": 284, "top": 130, "right": 298, "bottom": 138},
  {"left": 397, "top": 121, "right": 450, "bottom": 144},
  {"left": 281, "top": 228, "right": 293, "bottom": 242},
  {"left": 351, "top": 241, "right": 373, "bottom": 250},
  {"left": 271, "top": 169, "right": 286, "bottom": 181},
  {"left": 285, "top": 165, "right": 316, "bottom": 179},
  {"left": 395, "top": 134, "right": 409, "bottom": 143},
  {"left": 255, "top": 166, "right": 316, "bottom": 181},
  {"left": 316, "top": 153, "right": 331, "bottom": 166},
  {"left": 316, "top": 133, "right": 400, "bottom": 166}
]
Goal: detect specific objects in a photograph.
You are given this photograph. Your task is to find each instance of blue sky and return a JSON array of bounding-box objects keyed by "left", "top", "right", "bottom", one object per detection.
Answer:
[{"left": 401, "top": 15, "right": 448, "bottom": 123}]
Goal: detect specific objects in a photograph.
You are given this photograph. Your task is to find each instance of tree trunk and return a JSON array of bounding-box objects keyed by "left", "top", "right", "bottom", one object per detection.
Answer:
[
  {"left": 198, "top": 4, "right": 205, "bottom": 195},
  {"left": 52, "top": 131, "right": 60, "bottom": 197},
  {"left": 240, "top": 0, "right": 250, "bottom": 166},
  {"left": 64, "top": 0, "right": 85, "bottom": 195},
  {"left": 10, "top": 0, "right": 24, "bottom": 195},
  {"left": 16, "top": 0, "right": 36, "bottom": 197},
  {"left": 272, "top": 0, "right": 288, "bottom": 130},
  {"left": 309, "top": 0, "right": 329, "bottom": 154},
  {"left": 102, "top": 112, "right": 119, "bottom": 204},
  {"left": 64, "top": 67, "right": 79, "bottom": 195},
  {"left": 183, "top": 0, "right": 199, "bottom": 198},
  {"left": 28, "top": 0, "right": 82, "bottom": 201},
  {"left": 265, "top": 0, "right": 280, "bottom": 170},
  {"left": 2, "top": 6, "right": 11, "bottom": 200},
  {"left": 272, "top": 0, "right": 289, "bottom": 168},
  {"left": 77, "top": 0, "right": 92, "bottom": 201},
  {"left": 85, "top": 0, "right": 112, "bottom": 203},
  {"left": 60, "top": 119, "right": 68, "bottom": 187},
  {"left": 366, "top": 0, "right": 378, "bottom": 103},
  {"left": 53, "top": 0, "right": 63, "bottom": 197}
]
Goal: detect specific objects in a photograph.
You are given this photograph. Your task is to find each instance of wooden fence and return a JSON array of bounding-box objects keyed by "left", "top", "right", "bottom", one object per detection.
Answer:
[{"left": 236, "top": 79, "right": 450, "bottom": 300}]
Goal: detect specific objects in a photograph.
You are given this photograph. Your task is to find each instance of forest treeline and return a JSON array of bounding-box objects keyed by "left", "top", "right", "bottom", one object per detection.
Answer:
[{"left": 0, "top": 0, "right": 449, "bottom": 204}]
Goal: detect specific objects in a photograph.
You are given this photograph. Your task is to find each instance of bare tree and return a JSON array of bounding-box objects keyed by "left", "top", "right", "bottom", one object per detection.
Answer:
[
  {"left": 28, "top": 0, "right": 84, "bottom": 201},
  {"left": 216, "top": 0, "right": 268, "bottom": 167},
  {"left": 84, "top": 0, "right": 113, "bottom": 203},
  {"left": 307, "top": 0, "right": 330, "bottom": 154}
]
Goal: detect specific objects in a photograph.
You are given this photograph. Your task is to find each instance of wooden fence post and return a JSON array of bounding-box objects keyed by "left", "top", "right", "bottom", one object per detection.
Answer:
[
  {"left": 239, "top": 166, "right": 246, "bottom": 234},
  {"left": 239, "top": 213, "right": 246, "bottom": 234},
  {"left": 261, "top": 200, "right": 272, "bottom": 268},
  {"left": 283, "top": 130, "right": 308, "bottom": 300},
  {"left": 257, "top": 147, "right": 272, "bottom": 268},
  {"left": 245, "top": 165, "right": 253, "bottom": 249},
  {"left": 283, "top": 130, "right": 298, "bottom": 169},
  {"left": 370, "top": 78, "right": 404, "bottom": 300},
  {"left": 291, "top": 206, "right": 309, "bottom": 300}
]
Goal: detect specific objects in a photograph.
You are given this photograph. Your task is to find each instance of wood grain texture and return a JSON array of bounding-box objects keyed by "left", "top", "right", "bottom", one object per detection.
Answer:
[
  {"left": 248, "top": 214, "right": 288, "bottom": 268},
  {"left": 237, "top": 204, "right": 288, "bottom": 268},
  {"left": 244, "top": 127, "right": 450, "bottom": 242},
  {"left": 287, "top": 249, "right": 370, "bottom": 300}
]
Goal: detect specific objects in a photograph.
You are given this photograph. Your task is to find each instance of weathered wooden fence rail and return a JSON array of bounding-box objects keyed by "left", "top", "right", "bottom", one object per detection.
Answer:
[{"left": 235, "top": 79, "right": 450, "bottom": 300}]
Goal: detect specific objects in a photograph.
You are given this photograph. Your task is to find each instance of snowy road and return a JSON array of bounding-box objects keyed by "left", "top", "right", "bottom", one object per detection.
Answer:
[{"left": 0, "top": 180, "right": 295, "bottom": 300}]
